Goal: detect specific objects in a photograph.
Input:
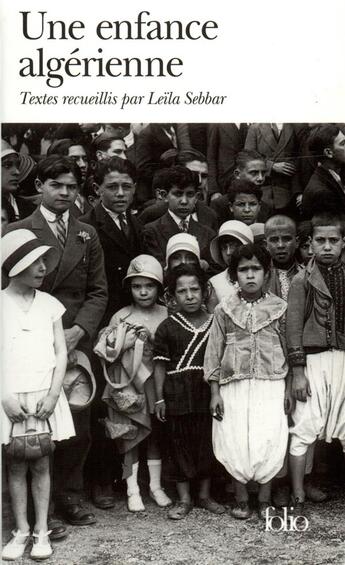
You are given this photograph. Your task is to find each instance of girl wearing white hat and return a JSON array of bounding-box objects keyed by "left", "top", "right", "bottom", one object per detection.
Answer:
[
  {"left": 164, "top": 233, "right": 209, "bottom": 314},
  {"left": 207, "top": 221, "right": 254, "bottom": 313},
  {"left": 94, "top": 255, "right": 172, "bottom": 512},
  {"left": 1, "top": 229, "right": 75, "bottom": 561}
]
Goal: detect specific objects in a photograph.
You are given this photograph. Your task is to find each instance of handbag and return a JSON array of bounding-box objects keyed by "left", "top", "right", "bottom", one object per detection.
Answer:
[
  {"left": 98, "top": 321, "right": 149, "bottom": 415},
  {"left": 102, "top": 360, "right": 146, "bottom": 414},
  {"left": 5, "top": 414, "right": 55, "bottom": 461}
]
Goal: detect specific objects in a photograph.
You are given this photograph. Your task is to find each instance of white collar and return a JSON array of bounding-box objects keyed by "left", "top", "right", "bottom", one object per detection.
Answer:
[
  {"left": 40, "top": 205, "right": 69, "bottom": 223},
  {"left": 102, "top": 204, "right": 128, "bottom": 222},
  {"left": 168, "top": 209, "right": 191, "bottom": 226}
]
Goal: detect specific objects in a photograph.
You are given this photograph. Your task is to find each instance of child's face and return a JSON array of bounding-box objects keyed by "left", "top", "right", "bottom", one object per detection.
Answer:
[
  {"left": 97, "top": 140, "right": 127, "bottom": 161},
  {"left": 236, "top": 256, "right": 265, "bottom": 300},
  {"left": 68, "top": 145, "right": 89, "bottom": 181},
  {"left": 174, "top": 275, "right": 203, "bottom": 314},
  {"left": 169, "top": 250, "right": 198, "bottom": 270},
  {"left": 167, "top": 185, "right": 198, "bottom": 219},
  {"left": 230, "top": 193, "right": 260, "bottom": 225},
  {"left": 219, "top": 236, "right": 241, "bottom": 266},
  {"left": 97, "top": 171, "right": 135, "bottom": 214},
  {"left": 2, "top": 154, "right": 20, "bottom": 194},
  {"left": 266, "top": 225, "right": 297, "bottom": 267},
  {"left": 236, "top": 159, "right": 267, "bottom": 187},
  {"left": 299, "top": 238, "right": 313, "bottom": 265},
  {"left": 14, "top": 256, "right": 47, "bottom": 288},
  {"left": 312, "top": 226, "right": 344, "bottom": 266},
  {"left": 36, "top": 173, "right": 79, "bottom": 214},
  {"left": 130, "top": 276, "right": 158, "bottom": 309}
]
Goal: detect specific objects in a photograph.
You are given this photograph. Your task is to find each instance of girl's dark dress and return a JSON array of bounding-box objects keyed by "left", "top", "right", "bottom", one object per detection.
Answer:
[{"left": 154, "top": 312, "right": 218, "bottom": 482}]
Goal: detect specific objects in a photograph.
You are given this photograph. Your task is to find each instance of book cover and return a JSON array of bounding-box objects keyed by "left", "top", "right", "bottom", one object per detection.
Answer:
[{"left": 1, "top": 1, "right": 345, "bottom": 564}]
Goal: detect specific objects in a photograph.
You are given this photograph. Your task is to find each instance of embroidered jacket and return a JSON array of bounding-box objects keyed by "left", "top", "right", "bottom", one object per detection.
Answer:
[
  {"left": 154, "top": 312, "right": 213, "bottom": 375},
  {"left": 153, "top": 312, "right": 213, "bottom": 415},
  {"left": 204, "top": 291, "right": 288, "bottom": 384},
  {"left": 286, "top": 259, "right": 345, "bottom": 366}
]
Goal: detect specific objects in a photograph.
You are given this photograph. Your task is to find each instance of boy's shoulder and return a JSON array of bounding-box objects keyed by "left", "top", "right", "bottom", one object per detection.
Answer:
[{"left": 143, "top": 212, "right": 169, "bottom": 232}]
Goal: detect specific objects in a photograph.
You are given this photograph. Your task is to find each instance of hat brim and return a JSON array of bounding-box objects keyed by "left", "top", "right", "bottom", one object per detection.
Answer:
[
  {"left": 18, "top": 154, "right": 36, "bottom": 183},
  {"left": 210, "top": 232, "right": 253, "bottom": 266},
  {"left": 123, "top": 272, "right": 163, "bottom": 286},
  {"left": 8, "top": 245, "right": 59, "bottom": 278},
  {"left": 165, "top": 244, "right": 200, "bottom": 269},
  {"left": 1, "top": 147, "right": 17, "bottom": 159}
]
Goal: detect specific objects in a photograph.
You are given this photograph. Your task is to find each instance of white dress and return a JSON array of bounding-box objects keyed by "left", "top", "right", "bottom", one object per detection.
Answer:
[
  {"left": 208, "top": 269, "right": 237, "bottom": 303},
  {"left": 1, "top": 290, "right": 75, "bottom": 444}
]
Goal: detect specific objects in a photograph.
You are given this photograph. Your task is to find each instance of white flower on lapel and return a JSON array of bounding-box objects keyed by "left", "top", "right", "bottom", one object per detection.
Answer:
[{"left": 77, "top": 230, "right": 91, "bottom": 243}]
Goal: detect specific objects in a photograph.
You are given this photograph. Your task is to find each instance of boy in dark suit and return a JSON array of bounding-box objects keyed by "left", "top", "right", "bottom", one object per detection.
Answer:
[
  {"left": 138, "top": 149, "right": 218, "bottom": 230},
  {"left": 143, "top": 166, "right": 215, "bottom": 267},
  {"left": 81, "top": 157, "right": 142, "bottom": 323}
]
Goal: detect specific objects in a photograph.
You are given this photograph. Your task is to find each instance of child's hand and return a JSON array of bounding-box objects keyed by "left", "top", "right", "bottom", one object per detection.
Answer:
[
  {"left": 35, "top": 394, "right": 58, "bottom": 420},
  {"left": 2, "top": 395, "right": 28, "bottom": 423},
  {"left": 292, "top": 368, "right": 311, "bottom": 402},
  {"left": 155, "top": 400, "right": 166, "bottom": 422},
  {"left": 210, "top": 394, "right": 224, "bottom": 421},
  {"left": 123, "top": 328, "right": 137, "bottom": 350},
  {"left": 284, "top": 390, "right": 295, "bottom": 414}
]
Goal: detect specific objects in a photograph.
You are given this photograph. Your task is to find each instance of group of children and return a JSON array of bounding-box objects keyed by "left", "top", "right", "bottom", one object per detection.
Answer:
[{"left": 2, "top": 210, "right": 345, "bottom": 560}]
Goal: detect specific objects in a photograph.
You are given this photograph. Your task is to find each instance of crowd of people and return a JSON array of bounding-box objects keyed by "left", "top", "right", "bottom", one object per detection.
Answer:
[{"left": 1, "top": 122, "right": 345, "bottom": 561}]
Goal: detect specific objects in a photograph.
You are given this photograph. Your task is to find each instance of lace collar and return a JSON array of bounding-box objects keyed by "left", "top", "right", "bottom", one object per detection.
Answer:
[{"left": 220, "top": 291, "right": 287, "bottom": 332}]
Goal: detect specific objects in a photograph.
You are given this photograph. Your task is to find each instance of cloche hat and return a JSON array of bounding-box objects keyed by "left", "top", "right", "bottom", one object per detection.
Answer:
[
  {"left": 210, "top": 220, "right": 254, "bottom": 266},
  {"left": 2, "top": 229, "right": 59, "bottom": 278},
  {"left": 124, "top": 254, "right": 163, "bottom": 285},
  {"left": 165, "top": 233, "right": 201, "bottom": 268}
]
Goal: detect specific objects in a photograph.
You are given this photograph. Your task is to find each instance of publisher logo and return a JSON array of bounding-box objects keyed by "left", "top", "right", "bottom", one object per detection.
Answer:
[{"left": 265, "top": 507, "right": 309, "bottom": 532}]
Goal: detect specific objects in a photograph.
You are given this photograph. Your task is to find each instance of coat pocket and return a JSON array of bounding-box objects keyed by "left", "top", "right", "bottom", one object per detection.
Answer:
[
  {"left": 220, "top": 332, "right": 251, "bottom": 379},
  {"left": 272, "top": 342, "right": 287, "bottom": 376}
]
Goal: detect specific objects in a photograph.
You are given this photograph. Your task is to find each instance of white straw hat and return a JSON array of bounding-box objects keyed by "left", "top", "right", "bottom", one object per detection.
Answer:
[
  {"left": 2, "top": 229, "right": 59, "bottom": 277},
  {"left": 124, "top": 254, "right": 163, "bottom": 285},
  {"left": 210, "top": 220, "right": 254, "bottom": 266},
  {"left": 166, "top": 233, "right": 200, "bottom": 267},
  {"left": 1, "top": 142, "right": 17, "bottom": 160}
]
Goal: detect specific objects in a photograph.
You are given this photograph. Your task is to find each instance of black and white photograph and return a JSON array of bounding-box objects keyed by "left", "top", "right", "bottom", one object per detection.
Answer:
[
  {"left": 1, "top": 0, "right": 345, "bottom": 563},
  {"left": 1, "top": 121, "right": 345, "bottom": 564}
]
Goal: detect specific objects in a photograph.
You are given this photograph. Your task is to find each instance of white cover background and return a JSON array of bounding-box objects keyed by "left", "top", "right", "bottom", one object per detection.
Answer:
[{"left": 1, "top": 0, "right": 344, "bottom": 123}]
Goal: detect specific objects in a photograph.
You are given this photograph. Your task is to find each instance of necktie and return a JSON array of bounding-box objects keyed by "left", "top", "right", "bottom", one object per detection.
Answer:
[
  {"left": 271, "top": 123, "right": 280, "bottom": 141},
  {"left": 55, "top": 214, "right": 66, "bottom": 247},
  {"left": 170, "top": 127, "right": 177, "bottom": 148},
  {"left": 118, "top": 212, "right": 130, "bottom": 238},
  {"left": 179, "top": 219, "right": 188, "bottom": 233}
]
